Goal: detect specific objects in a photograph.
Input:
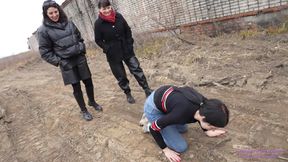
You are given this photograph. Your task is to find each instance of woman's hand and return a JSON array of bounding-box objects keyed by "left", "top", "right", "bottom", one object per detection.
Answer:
[
  {"left": 205, "top": 129, "right": 227, "bottom": 137},
  {"left": 162, "top": 147, "right": 181, "bottom": 162}
]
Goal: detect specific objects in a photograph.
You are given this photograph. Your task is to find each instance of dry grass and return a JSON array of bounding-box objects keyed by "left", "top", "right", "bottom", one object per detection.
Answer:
[
  {"left": 0, "top": 51, "right": 39, "bottom": 71},
  {"left": 266, "top": 21, "right": 288, "bottom": 34},
  {"left": 239, "top": 20, "right": 288, "bottom": 39},
  {"left": 239, "top": 29, "right": 259, "bottom": 39},
  {"left": 135, "top": 37, "right": 168, "bottom": 58}
]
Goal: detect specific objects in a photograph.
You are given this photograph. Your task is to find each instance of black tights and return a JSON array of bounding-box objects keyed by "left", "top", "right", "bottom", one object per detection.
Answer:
[{"left": 72, "top": 78, "right": 95, "bottom": 112}]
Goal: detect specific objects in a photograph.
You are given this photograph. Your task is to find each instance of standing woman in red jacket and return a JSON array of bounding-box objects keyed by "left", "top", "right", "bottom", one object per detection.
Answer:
[
  {"left": 37, "top": 0, "right": 103, "bottom": 121},
  {"left": 94, "top": 0, "right": 153, "bottom": 104}
]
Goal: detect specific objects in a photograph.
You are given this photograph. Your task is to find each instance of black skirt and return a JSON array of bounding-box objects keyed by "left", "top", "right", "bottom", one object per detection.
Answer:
[{"left": 60, "top": 56, "right": 91, "bottom": 85}]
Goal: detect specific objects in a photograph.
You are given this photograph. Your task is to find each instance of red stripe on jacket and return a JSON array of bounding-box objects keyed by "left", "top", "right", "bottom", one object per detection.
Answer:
[
  {"left": 151, "top": 121, "right": 161, "bottom": 131},
  {"left": 161, "top": 87, "right": 174, "bottom": 112}
]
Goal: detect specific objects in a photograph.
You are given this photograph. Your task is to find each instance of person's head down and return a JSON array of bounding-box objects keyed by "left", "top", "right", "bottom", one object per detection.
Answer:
[
  {"left": 198, "top": 99, "right": 229, "bottom": 128},
  {"left": 42, "top": 0, "right": 67, "bottom": 23}
]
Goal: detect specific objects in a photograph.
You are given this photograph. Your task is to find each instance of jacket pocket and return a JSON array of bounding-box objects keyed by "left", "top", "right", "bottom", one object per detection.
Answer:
[{"left": 60, "top": 59, "right": 73, "bottom": 71}]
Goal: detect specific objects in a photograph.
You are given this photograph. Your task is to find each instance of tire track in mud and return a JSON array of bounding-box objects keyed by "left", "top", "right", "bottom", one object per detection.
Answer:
[
  {"left": 0, "top": 57, "right": 162, "bottom": 162},
  {"left": 0, "top": 87, "right": 49, "bottom": 162},
  {"left": 0, "top": 86, "right": 162, "bottom": 162}
]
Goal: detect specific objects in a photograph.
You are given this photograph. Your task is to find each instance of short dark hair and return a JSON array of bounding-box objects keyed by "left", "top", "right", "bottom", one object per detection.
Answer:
[
  {"left": 199, "top": 99, "right": 229, "bottom": 127},
  {"left": 42, "top": 0, "right": 67, "bottom": 23},
  {"left": 98, "top": 0, "right": 111, "bottom": 9}
]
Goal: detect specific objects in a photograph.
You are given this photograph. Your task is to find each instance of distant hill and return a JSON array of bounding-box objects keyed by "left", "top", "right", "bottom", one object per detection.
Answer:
[{"left": 0, "top": 51, "right": 39, "bottom": 71}]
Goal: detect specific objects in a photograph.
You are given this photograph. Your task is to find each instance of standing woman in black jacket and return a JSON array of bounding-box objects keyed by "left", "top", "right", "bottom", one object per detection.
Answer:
[
  {"left": 37, "top": 0, "right": 103, "bottom": 121},
  {"left": 94, "top": 0, "right": 153, "bottom": 104}
]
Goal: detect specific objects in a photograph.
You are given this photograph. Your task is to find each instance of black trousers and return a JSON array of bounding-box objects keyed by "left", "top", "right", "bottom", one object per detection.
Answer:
[
  {"left": 72, "top": 78, "right": 95, "bottom": 112},
  {"left": 108, "top": 56, "right": 149, "bottom": 94}
]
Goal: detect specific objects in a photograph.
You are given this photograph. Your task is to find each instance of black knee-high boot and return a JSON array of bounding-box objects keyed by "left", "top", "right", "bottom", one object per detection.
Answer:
[
  {"left": 83, "top": 78, "right": 95, "bottom": 103},
  {"left": 125, "top": 56, "right": 153, "bottom": 97},
  {"left": 108, "top": 61, "right": 135, "bottom": 103},
  {"left": 72, "top": 82, "right": 93, "bottom": 121},
  {"left": 72, "top": 83, "right": 87, "bottom": 112},
  {"left": 83, "top": 78, "right": 103, "bottom": 111},
  {"left": 108, "top": 61, "right": 131, "bottom": 94}
]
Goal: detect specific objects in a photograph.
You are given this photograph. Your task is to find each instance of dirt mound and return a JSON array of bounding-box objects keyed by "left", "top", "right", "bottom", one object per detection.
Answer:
[{"left": 0, "top": 33, "right": 287, "bottom": 162}]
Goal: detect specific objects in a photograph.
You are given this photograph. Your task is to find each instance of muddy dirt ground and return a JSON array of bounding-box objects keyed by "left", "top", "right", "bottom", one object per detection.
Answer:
[{"left": 0, "top": 33, "right": 287, "bottom": 162}]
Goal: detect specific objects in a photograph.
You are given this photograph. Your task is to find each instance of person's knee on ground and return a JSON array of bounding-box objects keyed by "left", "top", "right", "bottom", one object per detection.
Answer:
[
  {"left": 176, "top": 124, "right": 188, "bottom": 134},
  {"left": 167, "top": 140, "right": 188, "bottom": 153},
  {"left": 162, "top": 125, "right": 188, "bottom": 153}
]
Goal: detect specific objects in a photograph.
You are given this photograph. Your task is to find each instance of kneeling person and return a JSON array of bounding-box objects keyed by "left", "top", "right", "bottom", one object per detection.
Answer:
[{"left": 144, "top": 85, "right": 229, "bottom": 162}]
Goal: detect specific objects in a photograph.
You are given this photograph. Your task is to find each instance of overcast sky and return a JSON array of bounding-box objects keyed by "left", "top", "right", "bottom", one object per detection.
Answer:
[{"left": 0, "top": 0, "right": 65, "bottom": 59}]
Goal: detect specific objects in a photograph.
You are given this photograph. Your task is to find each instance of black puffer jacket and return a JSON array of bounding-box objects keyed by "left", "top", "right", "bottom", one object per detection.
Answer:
[
  {"left": 37, "top": 20, "right": 86, "bottom": 67},
  {"left": 94, "top": 12, "right": 135, "bottom": 63}
]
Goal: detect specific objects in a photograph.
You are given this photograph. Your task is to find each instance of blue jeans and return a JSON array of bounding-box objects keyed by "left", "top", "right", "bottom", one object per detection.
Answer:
[{"left": 144, "top": 91, "right": 188, "bottom": 153}]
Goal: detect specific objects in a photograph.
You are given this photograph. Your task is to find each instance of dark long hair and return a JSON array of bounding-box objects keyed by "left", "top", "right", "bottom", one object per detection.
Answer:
[
  {"left": 42, "top": 0, "right": 67, "bottom": 23},
  {"left": 199, "top": 99, "right": 229, "bottom": 127},
  {"left": 98, "top": 0, "right": 111, "bottom": 9}
]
